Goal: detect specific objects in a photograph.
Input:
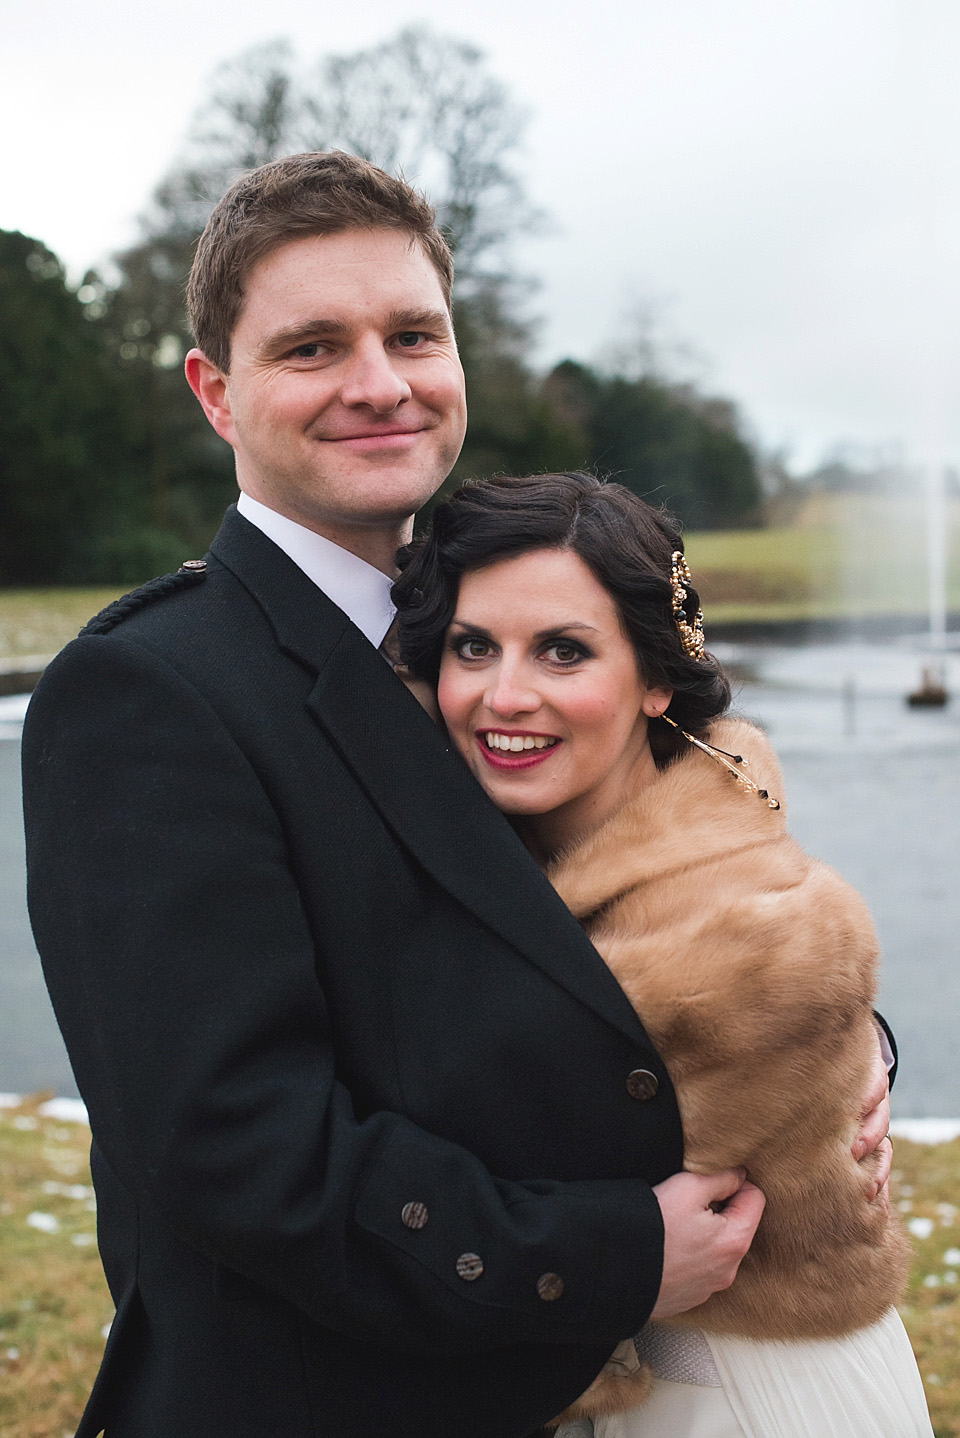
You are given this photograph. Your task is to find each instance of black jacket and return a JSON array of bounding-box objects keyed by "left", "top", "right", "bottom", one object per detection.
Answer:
[{"left": 22, "top": 507, "right": 683, "bottom": 1438}]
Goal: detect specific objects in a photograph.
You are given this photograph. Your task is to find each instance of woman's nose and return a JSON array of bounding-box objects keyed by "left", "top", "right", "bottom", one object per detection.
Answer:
[
  {"left": 340, "top": 341, "right": 412, "bottom": 412},
  {"left": 485, "top": 662, "right": 540, "bottom": 718}
]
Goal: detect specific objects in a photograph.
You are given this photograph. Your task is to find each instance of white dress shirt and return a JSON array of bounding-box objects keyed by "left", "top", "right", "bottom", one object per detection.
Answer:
[{"left": 236, "top": 492, "right": 396, "bottom": 649}]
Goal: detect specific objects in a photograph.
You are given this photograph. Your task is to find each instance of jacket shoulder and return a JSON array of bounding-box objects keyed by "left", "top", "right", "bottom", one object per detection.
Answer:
[{"left": 79, "top": 560, "right": 209, "bottom": 637}]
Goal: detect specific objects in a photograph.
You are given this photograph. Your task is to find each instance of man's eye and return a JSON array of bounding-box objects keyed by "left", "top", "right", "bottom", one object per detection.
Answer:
[
  {"left": 396, "top": 331, "right": 424, "bottom": 348},
  {"left": 291, "top": 343, "right": 320, "bottom": 358}
]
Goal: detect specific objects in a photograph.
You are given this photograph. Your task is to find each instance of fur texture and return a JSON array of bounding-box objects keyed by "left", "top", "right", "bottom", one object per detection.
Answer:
[{"left": 547, "top": 718, "right": 909, "bottom": 1422}]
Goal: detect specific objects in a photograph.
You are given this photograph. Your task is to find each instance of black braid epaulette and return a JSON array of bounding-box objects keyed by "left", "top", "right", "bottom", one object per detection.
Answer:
[{"left": 79, "top": 561, "right": 207, "bottom": 637}]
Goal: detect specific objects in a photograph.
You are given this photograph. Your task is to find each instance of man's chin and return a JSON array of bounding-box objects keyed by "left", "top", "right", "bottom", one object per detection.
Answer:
[{"left": 333, "top": 472, "right": 451, "bottom": 525}]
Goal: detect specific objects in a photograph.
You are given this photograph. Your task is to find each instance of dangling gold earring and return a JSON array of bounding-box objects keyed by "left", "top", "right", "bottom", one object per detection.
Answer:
[{"left": 661, "top": 716, "right": 780, "bottom": 810}]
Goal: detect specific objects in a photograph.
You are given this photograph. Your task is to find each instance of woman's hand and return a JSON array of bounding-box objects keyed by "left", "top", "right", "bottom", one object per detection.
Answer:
[{"left": 853, "top": 1030, "right": 893, "bottom": 1201}]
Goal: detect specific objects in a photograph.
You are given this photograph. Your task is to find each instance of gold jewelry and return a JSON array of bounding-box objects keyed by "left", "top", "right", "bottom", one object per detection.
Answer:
[
  {"left": 670, "top": 552, "right": 706, "bottom": 660},
  {"left": 661, "top": 716, "right": 780, "bottom": 809}
]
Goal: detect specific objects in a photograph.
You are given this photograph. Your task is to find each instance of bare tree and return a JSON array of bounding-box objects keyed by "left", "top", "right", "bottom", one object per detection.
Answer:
[{"left": 299, "top": 27, "right": 540, "bottom": 281}]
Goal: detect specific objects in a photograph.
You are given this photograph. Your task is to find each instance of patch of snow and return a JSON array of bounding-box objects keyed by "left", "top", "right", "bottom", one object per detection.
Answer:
[
  {"left": 26, "top": 1211, "right": 60, "bottom": 1234},
  {"left": 1, "top": 1095, "right": 89, "bottom": 1124},
  {"left": 37, "top": 1098, "right": 88, "bottom": 1124},
  {"left": 890, "top": 1118, "right": 960, "bottom": 1144}
]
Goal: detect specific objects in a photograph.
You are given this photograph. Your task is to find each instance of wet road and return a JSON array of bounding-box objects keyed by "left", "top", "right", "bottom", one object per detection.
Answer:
[{"left": 2, "top": 637, "right": 958, "bottom": 1114}]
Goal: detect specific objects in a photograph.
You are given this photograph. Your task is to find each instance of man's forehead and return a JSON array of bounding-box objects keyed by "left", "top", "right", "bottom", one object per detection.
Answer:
[{"left": 246, "top": 229, "right": 444, "bottom": 301}]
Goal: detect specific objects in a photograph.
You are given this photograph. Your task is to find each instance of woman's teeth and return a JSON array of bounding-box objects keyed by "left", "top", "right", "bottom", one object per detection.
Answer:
[{"left": 485, "top": 733, "right": 557, "bottom": 752}]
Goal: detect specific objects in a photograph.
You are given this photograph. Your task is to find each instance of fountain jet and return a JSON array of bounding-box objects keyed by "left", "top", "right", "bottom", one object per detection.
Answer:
[{"left": 907, "top": 464, "right": 950, "bottom": 706}]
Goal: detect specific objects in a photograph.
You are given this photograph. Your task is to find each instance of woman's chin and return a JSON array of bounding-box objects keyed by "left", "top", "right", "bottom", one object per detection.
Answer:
[{"left": 475, "top": 782, "right": 547, "bottom": 816}]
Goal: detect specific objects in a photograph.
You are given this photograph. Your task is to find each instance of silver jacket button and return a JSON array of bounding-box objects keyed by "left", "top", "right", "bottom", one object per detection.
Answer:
[
  {"left": 537, "top": 1272, "right": 564, "bottom": 1301},
  {"left": 401, "top": 1201, "right": 429, "bottom": 1230},
  {"left": 455, "top": 1253, "right": 484, "bottom": 1281}
]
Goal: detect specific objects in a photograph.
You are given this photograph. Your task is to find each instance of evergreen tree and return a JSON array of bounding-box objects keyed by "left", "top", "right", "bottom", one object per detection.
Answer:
[
  {"left": 0, "top": 231, "right": 182, "bottom": 584},
  {"left": 542, "top": 359, "right": 762, "bottom": 529}
]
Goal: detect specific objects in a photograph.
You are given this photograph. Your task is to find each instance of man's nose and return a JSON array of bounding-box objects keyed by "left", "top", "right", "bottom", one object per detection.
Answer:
[{"left": 339, "top": 340, "right": 412, "bottom": 412}]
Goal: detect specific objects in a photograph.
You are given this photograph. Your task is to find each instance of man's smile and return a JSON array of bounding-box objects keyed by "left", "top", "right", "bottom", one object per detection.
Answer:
[{"left": 327, "top": 427, "right": 427, "bottom": 452}]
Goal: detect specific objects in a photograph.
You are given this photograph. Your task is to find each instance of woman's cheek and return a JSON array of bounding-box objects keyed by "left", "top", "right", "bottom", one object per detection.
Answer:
[
  {"left": 436, "top": 670, "right": 471, "bottom": 751},
  {"left": 560, "top": 694, "right": 609, "bottom": 735}
]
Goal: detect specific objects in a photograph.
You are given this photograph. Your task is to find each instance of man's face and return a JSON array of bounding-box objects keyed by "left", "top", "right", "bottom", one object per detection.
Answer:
[{"left": 188, "top": 227, "right": 467, "bottom": 555}]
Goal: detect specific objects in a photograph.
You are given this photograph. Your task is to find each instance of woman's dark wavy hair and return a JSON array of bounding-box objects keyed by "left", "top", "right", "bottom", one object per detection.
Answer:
[{"left": 392, "top": 471, "right": 731, "bottom": 768}]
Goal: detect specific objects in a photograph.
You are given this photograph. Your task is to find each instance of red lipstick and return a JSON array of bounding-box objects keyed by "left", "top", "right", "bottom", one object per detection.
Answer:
[{"left": 475, "top": 731, "right": 561, "bottom": 772}]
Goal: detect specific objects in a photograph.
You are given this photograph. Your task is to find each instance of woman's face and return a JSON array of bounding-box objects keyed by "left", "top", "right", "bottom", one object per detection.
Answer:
[{"left": 437, "top": 548, "right": 673, "bottom": 852}]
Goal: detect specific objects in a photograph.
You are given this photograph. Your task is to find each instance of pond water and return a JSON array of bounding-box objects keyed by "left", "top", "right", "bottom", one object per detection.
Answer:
[
  {"left": 2, "top": 636, "right": 958, "bottom": 1115},
  {"left": 720, "top": 638, "right": 960, "bottom": 1119}
]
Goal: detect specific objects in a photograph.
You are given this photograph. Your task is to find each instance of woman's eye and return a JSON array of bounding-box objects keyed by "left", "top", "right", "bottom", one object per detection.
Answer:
[
  {"left": 456, "top": 636, "right": 492, "bottom": 659},
  {"left": 544, "top": 641, "right": 585, "bottom": 665}
]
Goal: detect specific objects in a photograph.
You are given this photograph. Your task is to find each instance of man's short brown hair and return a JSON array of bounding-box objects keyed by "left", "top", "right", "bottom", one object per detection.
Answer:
[{"left": 186, "top": 150, "right": 455, "bottom": 372}]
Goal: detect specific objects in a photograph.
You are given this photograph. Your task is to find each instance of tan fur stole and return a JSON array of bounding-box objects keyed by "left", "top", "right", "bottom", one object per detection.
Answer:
[{"left": 547, "top": 718, "right": 909, "bottom": 1423}]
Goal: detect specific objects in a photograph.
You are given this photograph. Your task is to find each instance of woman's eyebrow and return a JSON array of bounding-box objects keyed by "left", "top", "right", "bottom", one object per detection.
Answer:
[
  {"left": 448, "top": 619, "right": 493, "bottom": 635},
  {"left": 532, "top": 623, "right": 599, "bottom": 640},
  {"left": 448, "top": 620, "right": 600, "bottom": 638}
]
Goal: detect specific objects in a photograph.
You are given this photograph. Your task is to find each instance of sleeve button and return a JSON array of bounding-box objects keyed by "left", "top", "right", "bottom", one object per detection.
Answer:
[
  {"left": 401, "top": 1201, "right": 429, "bottom": 1229},
  {"left": 536, "top": 1272, "right": 564, "bottom": 1301},
  {"left": 455, "top": 1252, "right": 484, "bottom": 1281},
  {"left": 626, "top": 1068, "right": 659, "bottom": 1101}
]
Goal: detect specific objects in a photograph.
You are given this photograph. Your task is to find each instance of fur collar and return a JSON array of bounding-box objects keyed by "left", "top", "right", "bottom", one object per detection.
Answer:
[{"left": 549, "top": 718, "right": 788, "bottom": 919}]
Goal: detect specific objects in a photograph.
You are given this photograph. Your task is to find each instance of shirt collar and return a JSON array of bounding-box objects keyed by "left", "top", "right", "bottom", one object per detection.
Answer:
[{"left": 236, "top": 492, "right": 396, "bottom": 649}]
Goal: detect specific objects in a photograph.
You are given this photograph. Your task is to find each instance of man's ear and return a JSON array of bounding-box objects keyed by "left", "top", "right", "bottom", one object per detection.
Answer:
[{"left": 185, "top": 349, "right": 236, "bottom": 447}]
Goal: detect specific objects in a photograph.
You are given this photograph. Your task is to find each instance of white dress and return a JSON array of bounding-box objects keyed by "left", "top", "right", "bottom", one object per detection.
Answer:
[{"left": 555, "top": 1309, "right": 933, "bottom": 1438}]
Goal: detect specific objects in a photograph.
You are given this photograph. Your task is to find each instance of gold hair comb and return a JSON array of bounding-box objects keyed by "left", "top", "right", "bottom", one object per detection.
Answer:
[{"left": 670, "top": 552, "right": 706, "bottom": 660}]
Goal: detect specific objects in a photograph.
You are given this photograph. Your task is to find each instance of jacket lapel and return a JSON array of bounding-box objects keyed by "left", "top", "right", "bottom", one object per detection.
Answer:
[{"left": 210, "top": 508, "right": 648, "bottom": 1047}]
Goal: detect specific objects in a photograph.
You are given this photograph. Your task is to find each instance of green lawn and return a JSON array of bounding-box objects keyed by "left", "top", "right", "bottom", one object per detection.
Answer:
[
  {"left": 685, "top": 492, "right": 960, "bottom": 622},
  {"left": 1, "top": 1097, "right": 958, "bottom": 1436},
  {"left": 0, "top": 1099, "right": 113, "bottom": 1438},
  {"left": 0, "top": 590, "right": 124, "bottom": 662}
]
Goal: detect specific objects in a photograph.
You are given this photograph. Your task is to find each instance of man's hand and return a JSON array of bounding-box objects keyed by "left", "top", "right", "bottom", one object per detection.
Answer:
[
  {"left": 853, "top": 1031, "right": 893, "bottom": 1201},
  {"left": 649, "top": 1169, "right": 766, "bottom": 1320}
]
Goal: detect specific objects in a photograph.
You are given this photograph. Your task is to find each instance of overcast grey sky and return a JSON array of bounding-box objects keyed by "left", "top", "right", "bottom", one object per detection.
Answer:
[{"left": 3, "top": 0, "right": 959, "bottom": 471}]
